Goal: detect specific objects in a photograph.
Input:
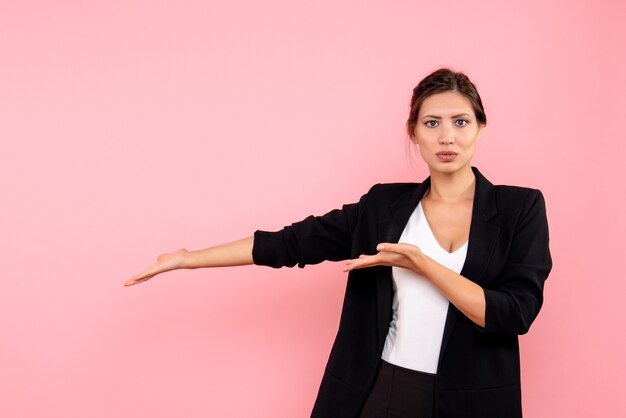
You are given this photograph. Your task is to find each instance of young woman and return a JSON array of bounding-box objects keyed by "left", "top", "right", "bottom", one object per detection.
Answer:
[{"left": 124, "top": 68, "right": 552, "bottom": 418}]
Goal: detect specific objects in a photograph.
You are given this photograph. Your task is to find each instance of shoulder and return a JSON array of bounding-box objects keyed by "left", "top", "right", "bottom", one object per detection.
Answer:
[
  {"left": 493, "top": 183, "right": 546, "bottom": 208},
  {"left": 475, "top": 167, "right": 546, "bottom": 207},
  {"left": 492, "top": 184, "right": 548, "bottom": 225},
  {"left": 473, "top": 167, "right": 548, "bottom": 224},
  {"left": 364, "top": 182, "right": 420, "bottom": 200},
  {"left": 367, "top": 181, "right": 420, "bottom": 194},
  {"left": 494, "top": 184, "right": 544, "bottom": 202}
]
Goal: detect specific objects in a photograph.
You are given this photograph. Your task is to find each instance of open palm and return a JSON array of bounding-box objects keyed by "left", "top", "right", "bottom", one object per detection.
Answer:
[{"left": 124, "top": 248, "right": 189, "bottom": 287}]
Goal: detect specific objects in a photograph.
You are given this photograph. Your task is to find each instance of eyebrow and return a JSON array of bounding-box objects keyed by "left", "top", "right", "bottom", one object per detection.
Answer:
[{"left": 421, "top": 113, "right": 471, "bottom": 119}]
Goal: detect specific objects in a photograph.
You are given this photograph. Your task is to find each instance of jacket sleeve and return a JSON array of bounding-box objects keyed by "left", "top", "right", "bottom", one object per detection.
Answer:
[
  {"left": 251, "top": 185, "right": 377, "bottom": 268},
  {"left": 482, "top": 189, "right": 553, "bottom": 335}
]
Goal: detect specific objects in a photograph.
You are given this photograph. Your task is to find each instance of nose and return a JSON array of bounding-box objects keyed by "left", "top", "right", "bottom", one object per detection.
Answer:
[
  {"left": 438, "top": 122, "right": 456, "bottom": 145},
  {"left": 438, "top": 133, "right": 454, "bottom": 145}
]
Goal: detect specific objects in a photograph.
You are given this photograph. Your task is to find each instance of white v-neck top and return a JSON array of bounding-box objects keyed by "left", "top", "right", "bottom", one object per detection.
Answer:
[{"left": 381, "top": 201, "right": 468, "bottom": 373}]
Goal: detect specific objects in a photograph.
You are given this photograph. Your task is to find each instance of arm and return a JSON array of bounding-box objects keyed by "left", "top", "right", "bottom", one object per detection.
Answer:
[
  {"left": 420, "top": 256, "right": 486, "bottom": 327},
  {"left": 345, "top": 244, "right": 486, "bottom": 327},
  {"left": 252, "top": 186, "right": 376, "bottom": 268},
  {"left": 184, "top": 236, "right": 254, "bottom": 268},
  {"left": 124, "top": 236, "right": 254, "bottom": 287},
  {"left": 125, "top": 183, "right": 374, "bottom": 285},
  {"left": 481, "top": 191, "right": 552, "bottom": 335},
  {"left": 124, "top": 182, "right": 370, "bottom": 287},
  {"left": 345, "top": 190, "right": 552, "bottom": 335}
]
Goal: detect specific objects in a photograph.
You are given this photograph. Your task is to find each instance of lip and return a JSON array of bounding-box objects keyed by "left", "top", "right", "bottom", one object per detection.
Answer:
[{"left": 436, "top": 151, "right": 458, "bottom": 162}]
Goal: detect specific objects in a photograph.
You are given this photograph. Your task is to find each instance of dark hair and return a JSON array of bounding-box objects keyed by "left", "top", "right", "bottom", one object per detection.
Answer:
[{"left": 406, "top": 68, "right": 487, "bottom": 138}]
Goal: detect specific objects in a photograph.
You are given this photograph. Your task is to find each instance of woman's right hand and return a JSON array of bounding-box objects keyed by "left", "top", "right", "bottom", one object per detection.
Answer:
[{"left": 124, "top": 248, "right": 190, "bottom": 287}]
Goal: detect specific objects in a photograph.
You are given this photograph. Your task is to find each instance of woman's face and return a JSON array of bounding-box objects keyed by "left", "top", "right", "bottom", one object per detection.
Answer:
[{"left": 413, "top": 91, "right": 485, "bottom": 175}]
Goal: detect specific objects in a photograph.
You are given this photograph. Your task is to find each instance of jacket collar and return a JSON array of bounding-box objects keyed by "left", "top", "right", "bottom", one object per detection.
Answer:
[{"left": 389, "top": 166, "right": 497, "bottom": 222}]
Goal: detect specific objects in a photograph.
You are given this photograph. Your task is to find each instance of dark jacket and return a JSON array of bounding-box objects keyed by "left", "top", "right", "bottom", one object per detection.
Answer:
[{"left": 252, "top": 167, "right": 552, "bottom": 418}]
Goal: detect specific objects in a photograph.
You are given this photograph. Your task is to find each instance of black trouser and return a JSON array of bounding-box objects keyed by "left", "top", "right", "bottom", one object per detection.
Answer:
[{"left": 359, "top": 360, "right": 435, "bottom": 418}]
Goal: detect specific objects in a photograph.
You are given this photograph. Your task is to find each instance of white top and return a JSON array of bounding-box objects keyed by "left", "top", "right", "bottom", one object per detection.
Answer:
[{"left": 381, "top": 201, "right": 468, "bottom": 373}]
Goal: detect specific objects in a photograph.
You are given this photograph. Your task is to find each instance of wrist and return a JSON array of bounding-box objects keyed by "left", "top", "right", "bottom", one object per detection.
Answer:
[
  {"left": 181, "top": 250, "right": 195, "bottom": 269},
  {"left": 416, "top": 253, "right": 436, "bottom": 277}
]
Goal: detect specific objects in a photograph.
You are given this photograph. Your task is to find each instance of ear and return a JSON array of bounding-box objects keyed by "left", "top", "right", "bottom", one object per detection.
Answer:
[{"left": 476, "top": 123, "right": 486, "bottom": 141}]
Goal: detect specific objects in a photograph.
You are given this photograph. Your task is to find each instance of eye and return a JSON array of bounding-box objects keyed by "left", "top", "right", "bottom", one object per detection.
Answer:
[
  {"left": 424, "top": 120, "right": 438, "bottom": 127},
  {"left": 455, "top": 119, "right": 469, "bottom": 127}
]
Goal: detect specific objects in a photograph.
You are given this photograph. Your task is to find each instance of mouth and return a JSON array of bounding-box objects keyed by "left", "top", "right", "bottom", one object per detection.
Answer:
[{"left": 436, "top": 151, "right": 458, "bottom": 162}]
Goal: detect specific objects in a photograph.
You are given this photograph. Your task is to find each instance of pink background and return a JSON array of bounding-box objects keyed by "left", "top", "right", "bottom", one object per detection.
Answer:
[{"left": 2, "top": 1, "right": 625, "bottom": 417}]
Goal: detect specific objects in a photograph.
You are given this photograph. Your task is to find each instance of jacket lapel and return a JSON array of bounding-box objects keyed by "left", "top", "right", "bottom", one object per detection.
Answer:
[
  {"left": 437, "top": 167, "right": 500, "bottom": 371},
  {"left": 375, "top": 177, "right": 431, "bottom": 352}
]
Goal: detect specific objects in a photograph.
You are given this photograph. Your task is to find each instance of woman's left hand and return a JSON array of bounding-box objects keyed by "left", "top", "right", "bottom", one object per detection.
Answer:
[{"left": 343, "top": 243, "right": 428, "bottom": 274}]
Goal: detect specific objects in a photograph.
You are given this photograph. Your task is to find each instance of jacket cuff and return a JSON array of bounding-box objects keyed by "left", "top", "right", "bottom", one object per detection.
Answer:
[
  {"left": 252, "top": 230, "right": 277, "bottom": 267},
  {"left": 252, "top": 229, "right": 303, "bottom": 268}
]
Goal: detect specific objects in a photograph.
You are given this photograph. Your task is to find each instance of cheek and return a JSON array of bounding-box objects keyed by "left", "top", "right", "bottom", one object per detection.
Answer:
[
  {"left": 460, "top": 131, "right": 481, "bottom": 146},
  {"left": 414, "top": 129, "right": 436, "bottom": 145},
  {"left": 414, "top": 142, "right": 428, "bottom": 158},
  {"left": 462, "top": 141, "right": 479, "bottom": 157}
]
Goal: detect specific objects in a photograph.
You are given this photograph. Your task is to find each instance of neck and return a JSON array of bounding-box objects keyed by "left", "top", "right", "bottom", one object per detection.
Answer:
[{"left": 425, "top": 166, "right": 476, "bottom": 202}]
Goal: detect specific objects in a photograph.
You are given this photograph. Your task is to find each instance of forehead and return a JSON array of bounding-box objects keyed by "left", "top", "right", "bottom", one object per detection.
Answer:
[{"left": 419, "top": 91, "right": 474, "bottom": 116}]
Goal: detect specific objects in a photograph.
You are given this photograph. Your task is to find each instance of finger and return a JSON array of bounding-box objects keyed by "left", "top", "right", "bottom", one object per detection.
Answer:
[
  {"left": 344, "top": 261, "right": 368, "bottom": 272},
  {"left": 344, "top": 259, "right": 362, "bottom": 271},
  {"left": 344, "top": 259, "right": 362, "bottom": 268},
  {"left": 126, "top": 274, "right": 155, "bottom": 286},
  {"left": 344, "top": 254, "right": 383, "bottom": 271},
  {"left": 124, "top": 277, "right": 144, "bottom": 287},
  {"left": 345, "top": 254, "right": 372, "bottom": 264},
  {"left": 124, "top": 276, "right": 139, "bottom": 286},
  {"left": 123, "top": 270, "right": 157, "bottom": 286},
  {"left": 124, "top": 279, "right": 140, "bottom": 287},
  {"left": 346, "top": 254, "right": 375, "bottom": 264},
  {"left": 376, "top": 242, "right": 409, "bottom": 254}
]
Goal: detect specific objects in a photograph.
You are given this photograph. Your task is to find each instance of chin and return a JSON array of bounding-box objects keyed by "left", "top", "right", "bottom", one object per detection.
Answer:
[{"left": 429, "top": 161, "right": 469, "bottom": 175}]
